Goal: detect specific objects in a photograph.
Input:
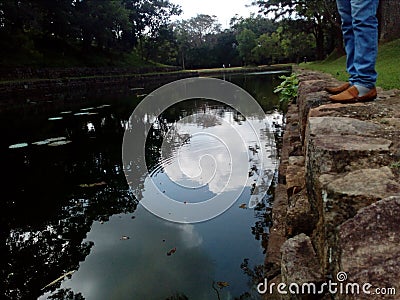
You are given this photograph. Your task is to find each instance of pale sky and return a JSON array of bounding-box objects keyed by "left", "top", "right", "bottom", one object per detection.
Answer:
[{"left": 171, "top": 0, "right": 260, "bottom": 28}]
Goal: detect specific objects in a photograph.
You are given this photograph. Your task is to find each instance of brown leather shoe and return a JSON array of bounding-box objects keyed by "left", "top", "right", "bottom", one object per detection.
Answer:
[
  {"left": 325, "top": 82, "right": 350, "bottom": 94},
  {"left": 329, "top": 86, "right": 377, "bottom": 103},
  {"left": 358, "top": 87, "right": 377, "bottom": 102}
]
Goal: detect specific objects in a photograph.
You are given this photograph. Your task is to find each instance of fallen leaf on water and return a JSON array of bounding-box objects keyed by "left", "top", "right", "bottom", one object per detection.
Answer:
[
  {"left": 120, "top": 236, "right": 130, "bottom": 240},
  {"left": 167, "top": 247, "right": 177, "bottom": 256},
  {"left": 48, "top": 140, "right": 72, "bottom": 147},
  {"left": 216, "top": 281, "right": 229, "bottom": 289},
  {"left": 239, "top": 204, "right": 247, "bottom": 209},
  {"left": 79, "top": 181, "right": 107, "bottom": 188},
  {"left": 9, "top": 143, "right": 29, "bottom": 149}
]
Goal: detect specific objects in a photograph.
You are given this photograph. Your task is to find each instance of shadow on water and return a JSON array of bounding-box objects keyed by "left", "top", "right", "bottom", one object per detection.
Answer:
[{"left": 0, "top": 71, "right": 288, "bottom": 299}]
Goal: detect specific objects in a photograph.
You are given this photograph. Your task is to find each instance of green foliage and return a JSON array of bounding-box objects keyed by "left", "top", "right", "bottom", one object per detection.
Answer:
[
  {"left": 253, "top": 0, "right": 340, "bottom": 60},
  {"left": 252, "top": 32, "right": 283, "bottom": 65},
  {"left": 237, "top": 29, "right": 257, "bottom": 65},
  {"left": 230, "top": 15, "right": 277, "bottom": 37},
  {"left": 274, "top": 73, "right": 299, "bottom": 111},
  {"left": 0, "top": 0, "right": 181, "bottom": 67},
  {"left": 173, "top": 14, "right": 223, "bottom": 69}
]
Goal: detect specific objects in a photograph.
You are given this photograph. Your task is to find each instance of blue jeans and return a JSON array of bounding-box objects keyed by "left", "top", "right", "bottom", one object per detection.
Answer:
[{"left": 336, "top": 0, "right": 379, "bottom": 88}]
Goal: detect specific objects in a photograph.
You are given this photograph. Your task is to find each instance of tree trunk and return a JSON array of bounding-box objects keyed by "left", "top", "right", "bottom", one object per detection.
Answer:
[
  {"left": 181, "top": 50, "right": 185, "bottom": 70},
  {"left": 315, "top": 25, "right": 325, "bottom": 60},
  {"left": 378, "top": 0, "right": 400, "bottom": 42}
]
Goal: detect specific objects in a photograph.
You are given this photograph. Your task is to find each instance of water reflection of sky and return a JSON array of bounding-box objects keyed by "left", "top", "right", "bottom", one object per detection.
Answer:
[
  {"left": 44, "top": 195, "right": 265, "bottom": 300},
  {"left": 43, "top": 108, "right": 278, "bottom": 299},
  {"left": 140, "top": 109, "right": 279, "bottom": 222},
  {"left": 4, "top": 72, "right": 285, "bottom": 300}
]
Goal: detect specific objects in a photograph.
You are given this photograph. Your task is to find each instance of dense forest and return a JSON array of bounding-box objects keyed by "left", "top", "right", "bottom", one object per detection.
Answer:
[{"left": 0, "top": 0, "right": 399, "bottom": 69}]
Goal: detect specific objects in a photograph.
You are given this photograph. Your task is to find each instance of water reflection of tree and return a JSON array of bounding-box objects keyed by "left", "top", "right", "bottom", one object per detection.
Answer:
[
  {"left": 2, "top": 90, "right": 281, "bottom": 299},
  {"left": 4, "top": 178, "right": 141, "bottom": 299},
  {"left": 236, "top": 121, "right": 281, "bottom": 300},
  {"left": 3, "top": 110, "right": 139, "bottom": 298},
  {"left": 223, "top": 73, "right": 284, "bottom": 114}
]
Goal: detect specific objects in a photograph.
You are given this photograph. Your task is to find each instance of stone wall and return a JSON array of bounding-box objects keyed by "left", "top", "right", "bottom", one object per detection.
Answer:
[
  {"left": 0, "top": 71, "right": 198, "bottom": 108},
  {"left": 264, "top": 69, "right": 400, "bottom": 299},
  {"left": 0, "top": 65, "right": 291, "bottom": 109},
  {"left": 0, "top": 66, "right": 181, "bottom": 81}
]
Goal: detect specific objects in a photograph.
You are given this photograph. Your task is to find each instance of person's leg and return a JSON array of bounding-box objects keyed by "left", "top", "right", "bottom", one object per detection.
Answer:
[
  {"left": 336, "top": 0, "right": 356, "bottom": 85},
  {"left": 351, "top": 0, "right": 379, "bottom": 89}
]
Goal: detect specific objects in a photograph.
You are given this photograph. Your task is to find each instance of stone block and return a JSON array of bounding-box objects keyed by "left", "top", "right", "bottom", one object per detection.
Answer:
[
  {"left": 286, "top": 157, "right": 306, "bottom": 197},
  {"left": 266, "top": 184, "right": 289, "bottom": 266},
  {"left": 281, "top": 234, "right": 324, "bottom": 299},
  {"left": 313, "top": 167, "right": 400, "bottom": 278},
  {"left": 337, "top": 197, "right": 400, "bottom": 299},
  {"left": 286, "top": 190, "right": 315, "bottom": 236}
]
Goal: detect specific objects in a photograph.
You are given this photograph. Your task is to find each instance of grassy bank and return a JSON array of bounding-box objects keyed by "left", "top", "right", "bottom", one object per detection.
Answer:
[{"left": 302, "top": 39, "right": 400, "bottom": 90}]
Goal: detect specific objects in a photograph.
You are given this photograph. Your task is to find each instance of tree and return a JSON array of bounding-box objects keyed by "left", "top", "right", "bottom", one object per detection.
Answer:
[
  {"left": 0, "top": 0, "right": 183, "bottom": 66},
  {"left": 173, "top": 14, "right": 222, "bottom": 69},
  {"left": 253, "top": 0, "right": 339, "bottom": 60},
  {"left": 252, "top": 31, "right": 283, "bottom": 65},
  {"left": 237, "top": 28, "right": 257, "bottom": 65},
  {"left": 213, "top": 30, "right": 241, "bottom": 67},
  {"left": 122, "top": 0, "right": 181, "bottom": 54},
  {"left": 141, "top": 24, "right": 178, "bottom": 64},
  {"left": 74, "top": 0, "right": 130, "bottom": 51},
  {"left": 378, "top": 0, "right": 400, "bottom": 42},
  {"left": 230, "top": 14, "right": 277, "bottom": 37},
  {"left": 279, "top": 25, "right": 316, "bottom": 63}
]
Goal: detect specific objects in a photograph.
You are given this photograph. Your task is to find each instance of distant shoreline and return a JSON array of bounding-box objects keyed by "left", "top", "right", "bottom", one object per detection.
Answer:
[{"left": 0, "top": 65, "right": 292, "bottom": 111}]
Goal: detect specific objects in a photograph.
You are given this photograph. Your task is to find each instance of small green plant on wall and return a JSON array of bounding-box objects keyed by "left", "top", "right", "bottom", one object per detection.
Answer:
[{"left": 274, "top": 73, "right": 299, "bottom": 112}]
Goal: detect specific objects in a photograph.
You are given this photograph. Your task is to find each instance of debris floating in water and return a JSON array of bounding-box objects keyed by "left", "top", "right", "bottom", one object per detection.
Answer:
[
  {"left": 32, "top": 140, "right": 49, "bottom": 146},
  {"left": 74, "top": 112, "right": 98, "bottom": 116},
  {"left": 48, "top": 140, "right": 72, "bottom": 147},
  {"left": 216, "top": 281, "right": 229, "bottom": 289},
  {"left": 33, "top": 137, "right": 68, "bottom": 146},
  {"left": 79, "top": 181, "right": 107, "bottom": 188},
  {"left": 120, "top": 236, "right": 130, "bottom": 240},
  {"left": 8, "top": 143, "right": 28, "bottom": 149},
  {"left": 80, "top": 107, "right": 96, "bottom": 111},
  {"left": 41, "top": 270, "right": 76, "bottom": 290},
  {"left": 96, "top": 104, "right": 111, "bottom": 109},
  {"left": 239, "top": 204, "right": 247, "bottom": 209},
  {"left": 167, "top": 247, "right": 177, "bottom": 256}
]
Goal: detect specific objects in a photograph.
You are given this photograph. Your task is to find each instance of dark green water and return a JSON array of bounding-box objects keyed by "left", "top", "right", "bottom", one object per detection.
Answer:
[{"left": 1, "top": 71, "right": 287, "bottom": 300}]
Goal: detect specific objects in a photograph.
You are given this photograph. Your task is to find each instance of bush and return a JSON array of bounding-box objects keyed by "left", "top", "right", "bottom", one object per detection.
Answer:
[{"left": 274, "top": 73, "right": 299, "bottom": 112}]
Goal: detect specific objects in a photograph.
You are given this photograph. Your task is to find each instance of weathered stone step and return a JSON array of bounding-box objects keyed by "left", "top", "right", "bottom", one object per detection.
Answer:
[{"left": 337, "top": 196, "right": 400, "bottom": 299}]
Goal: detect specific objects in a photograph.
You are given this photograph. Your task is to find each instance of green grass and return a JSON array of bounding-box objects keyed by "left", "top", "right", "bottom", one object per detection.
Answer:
[{"left": 302, "top": 39, "right": 400, "bottom": 90}]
